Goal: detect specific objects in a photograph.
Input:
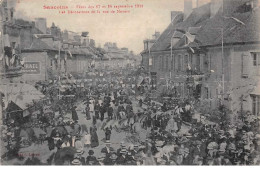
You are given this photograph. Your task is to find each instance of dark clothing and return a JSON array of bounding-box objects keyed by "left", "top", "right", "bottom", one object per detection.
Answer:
[
  {"left": 183, "top": 154, "right": 193, "bottom": 165},
  {"left": 116, "top": 155, "right": 127, "bottom": 165},
  {"left": 105, "top": 129, "right": 112, "bottom": 140},
  {"left": 71, "top": 108, "right": 79, "bottom": 121},
  {"left": 90, "top": 130, "right": 99, "bottom": 148},
  {"left": 103, "top": 157, "right": 115, "bottom": 165},
  {"left": 86, "top": 155, "right": 98, "bottom": 165},
  {"left": 101, "top": 146, "right": 114, "bottom": 156},
  {"left": 107, "top": 107, "right": 113, "bottom": 119},
  {"left": 125, "top": 156, "right": 137, "bottom": 165}
]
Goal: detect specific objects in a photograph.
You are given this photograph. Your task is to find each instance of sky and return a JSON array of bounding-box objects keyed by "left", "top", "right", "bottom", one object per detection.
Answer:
[{"left": 14, "top": 0, "right": 210, "bottom": 54}]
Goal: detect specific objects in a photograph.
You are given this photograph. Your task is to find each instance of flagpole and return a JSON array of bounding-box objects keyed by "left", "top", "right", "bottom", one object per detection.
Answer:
[
  {"left": 59, "top": 41, "right": 61, "bottom": 71},
  {"left": 221, "top": 28, "right": 224, "bottom": 103},
  {"left": 171, "top": 37, "right": 173, "bottom": 74}
]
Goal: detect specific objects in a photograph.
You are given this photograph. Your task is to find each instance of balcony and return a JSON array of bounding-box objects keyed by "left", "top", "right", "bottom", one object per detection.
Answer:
[{"left": 5, "top": 66, "right": 23, "bottom": 78}]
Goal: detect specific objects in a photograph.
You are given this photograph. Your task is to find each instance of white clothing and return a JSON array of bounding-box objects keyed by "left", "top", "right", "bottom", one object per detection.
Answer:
[
  {"left": 84, "top": 134, "right": 91, "bottom": 145},
  {"left": 89, "top": 103, "right": 94, "bottom": 112}
]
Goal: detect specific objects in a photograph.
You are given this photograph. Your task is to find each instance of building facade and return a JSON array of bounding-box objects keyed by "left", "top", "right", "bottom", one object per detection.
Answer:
[{"left": 141, "top": 0, "right": 260, "bottom": 117}]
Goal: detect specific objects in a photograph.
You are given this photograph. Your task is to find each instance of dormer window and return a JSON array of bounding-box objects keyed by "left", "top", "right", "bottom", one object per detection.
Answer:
[{"left": 237, "top": 0, "right": 259, "bottom": 13}]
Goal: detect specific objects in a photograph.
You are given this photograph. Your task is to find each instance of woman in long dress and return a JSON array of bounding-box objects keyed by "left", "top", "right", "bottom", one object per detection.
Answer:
[
  {"left": 82, "top": 126, "right": 91, "bottom": 148},
  {"left": 90, "top": 127, "right": 99, "bottom": 148}
]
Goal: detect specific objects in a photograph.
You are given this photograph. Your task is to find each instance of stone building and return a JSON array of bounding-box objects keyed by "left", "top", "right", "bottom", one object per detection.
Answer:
[{"left": 141, "top": 0, "right": 260, "bottom": 117}]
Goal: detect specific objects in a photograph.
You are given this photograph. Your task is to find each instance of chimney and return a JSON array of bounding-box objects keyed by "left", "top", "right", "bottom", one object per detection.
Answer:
[
  {"left": 210, "top": 0, "right": 223, "bottom": 18},
  {"left": 184, "top": 0, "right": 193, "bottom": 19},
  {"left": 153, "top": 31, "right": 160, "bottom": 40},
  {"left": 35, "top": 18, "right": 47, "bottom": 34}
]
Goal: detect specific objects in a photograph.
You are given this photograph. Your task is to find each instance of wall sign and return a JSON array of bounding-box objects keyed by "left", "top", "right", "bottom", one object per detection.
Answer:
[{"left": 22, "top": 62, "right": 40, "bottom": 74}]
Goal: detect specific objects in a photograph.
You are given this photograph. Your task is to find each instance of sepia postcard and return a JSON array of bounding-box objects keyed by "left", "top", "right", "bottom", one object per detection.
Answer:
[{"left": 0, "top": 0, "right": 260, "bottom": 166}]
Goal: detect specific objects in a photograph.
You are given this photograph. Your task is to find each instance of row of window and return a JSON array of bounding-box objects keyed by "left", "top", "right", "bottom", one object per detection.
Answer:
[
  {"left": 149, "top": 52, "right": 259, "bottom": 77},
  {"left": 252, "top": 95, "right": 260, "bottom": 116},
  {"left": 151, "top": 53, "right": 212, "bottom": 73}
]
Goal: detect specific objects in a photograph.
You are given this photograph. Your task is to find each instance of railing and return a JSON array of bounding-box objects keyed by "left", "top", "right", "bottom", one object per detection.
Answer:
[{"left": 5, "top": 66, "right": 23, "bottom": 78}]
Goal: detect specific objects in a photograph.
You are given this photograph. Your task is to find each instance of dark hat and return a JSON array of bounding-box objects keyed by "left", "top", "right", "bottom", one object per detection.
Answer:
[{"left": 88, "top": 150, "right": 94, "bottom": 155}]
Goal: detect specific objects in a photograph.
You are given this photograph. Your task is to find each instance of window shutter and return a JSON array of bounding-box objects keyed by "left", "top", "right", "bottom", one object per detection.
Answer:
[{"left": 242, "top": 53, "right": 249, "bottom": 77}]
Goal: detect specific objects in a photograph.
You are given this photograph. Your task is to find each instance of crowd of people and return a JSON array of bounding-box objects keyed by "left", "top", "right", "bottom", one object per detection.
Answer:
[{"left": 1, "top": 71, "right": 260, "bottom": 166}]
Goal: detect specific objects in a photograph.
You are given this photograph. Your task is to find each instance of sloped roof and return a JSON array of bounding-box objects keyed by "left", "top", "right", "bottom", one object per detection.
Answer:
[
  {"left": 150, "top": 3, "right": 211, "bottom": 52},
  {"left": 196, "top": 9, "right": 260, "bottom": 46},
  {"left": 21, "top": 36, "right": 54, "bottom": 51},
  {"left": 149, "top": 0, "right": 260, "bottom": 53}
]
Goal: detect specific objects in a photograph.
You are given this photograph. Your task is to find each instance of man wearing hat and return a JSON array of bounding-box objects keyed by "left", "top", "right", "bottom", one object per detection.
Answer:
[
  {"left": 117, "top": 142, "right": 126, "bottom": 156},
  {"left": 116, "top": 148, "right": 127, "bottom": 165},
  {"left": 131, "top": 145, "right": 139, "bottom": 157},
  {"left": 125, "top": 151, "right": 137, "bottom": 165},
  {"left": 105, "top": 127, "right": 112, "bottom": 141},
  {"left": 101, "top": 140, "right": 114, "bottom": 156},
  {"left": 86, "top": 150, "right": 98, "bottom": 165},
  {"left": 182, "top": 147, "right": 192, "bottom": 165},
  {"left": 103, "top": 152, "right": 117, "bottom": 165},
  {"left": 71, "top": 154, "right": 82, "bottom": 165}
]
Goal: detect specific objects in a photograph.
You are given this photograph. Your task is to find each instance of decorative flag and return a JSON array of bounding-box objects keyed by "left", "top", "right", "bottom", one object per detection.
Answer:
[
  {"left": 10, "top": 55, "right": 15, "bottom": 65},
  {"left": 187, "top": 63, "right": 191, "bottom": 70},
  {"left": 33, "top": 34, "right": 39, "bottom": 39},
  {"left": 149, "top": 58, "right": 152, "bottom": 66},
  {"left": 184, "top": 32, "right": 195, "bottom": 43},
  {"left": 5, "top": 56, "right": 9, "bottom": 66},
  {"left": 189, "top": 47, "right": 195, "bottom": 53},
  {"left": 175, "top": 29, "right": 186, "bottom": 34},
  {"left": 223, "top": 16, "right": 245, "bottom": 25},
  {"left": 20, "top": 57, "right": 25, "bottom": 66},
  {"left": 68, "top": 50, "right": 72, "bottom": 58}
]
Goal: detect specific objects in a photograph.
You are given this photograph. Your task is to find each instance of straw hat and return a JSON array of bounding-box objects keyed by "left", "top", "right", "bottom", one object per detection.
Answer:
[
  {"left": 76, "top": 149, "right": 84, "bottom": 154},
  {"left": 105, "top": 140, "right": 111, "bottom": 145},
  {"left": 120, "top": 148, "right": 127, "bottom": 154},
  {"left": 110, "top": 153, "right": 118, "bottom": 160},
  {"left": 71, "top": 158, "right": 81, "bottom": 165}
]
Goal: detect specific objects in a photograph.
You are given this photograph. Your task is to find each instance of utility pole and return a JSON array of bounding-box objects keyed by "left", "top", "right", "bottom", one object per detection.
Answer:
[{"left": 221, "top": 28, "right": 224, "bottom": 103}]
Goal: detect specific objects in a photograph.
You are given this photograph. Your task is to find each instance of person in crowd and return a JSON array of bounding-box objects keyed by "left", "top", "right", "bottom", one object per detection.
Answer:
[
  {"left": 86, "top": 150, "right": 98, "bottom": 165},
  {"left": 90, "top": 127, "right": 99, "bottom": 148},
  {"left": 104, "top": 127, "right": 112, "bottom": 141},
  {"left": 101, "top": 140, "right": 114, "bottom": 156}
]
